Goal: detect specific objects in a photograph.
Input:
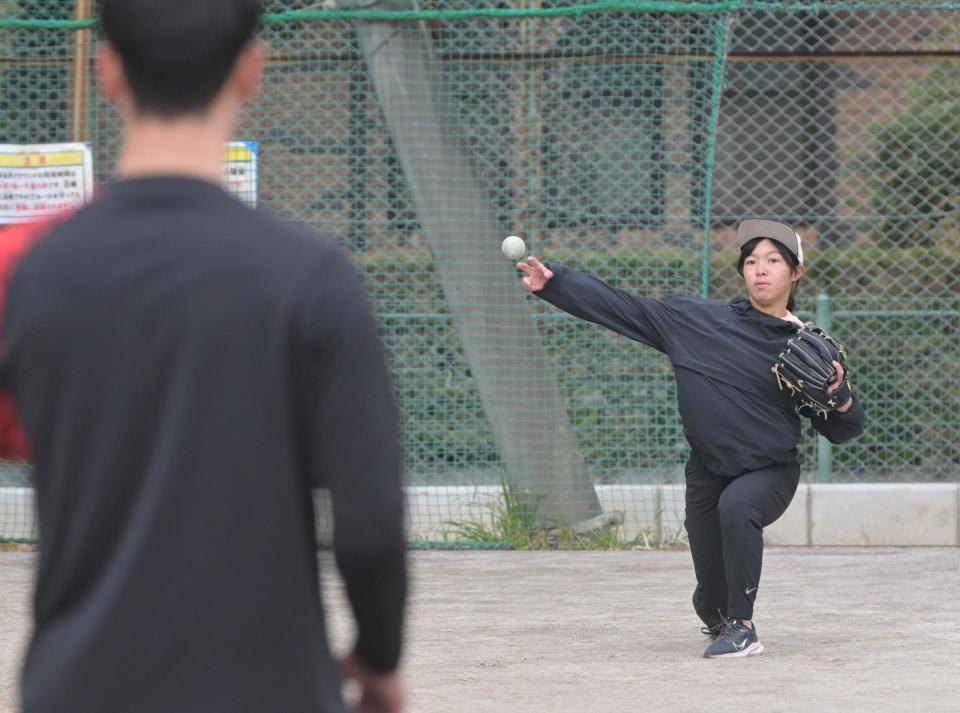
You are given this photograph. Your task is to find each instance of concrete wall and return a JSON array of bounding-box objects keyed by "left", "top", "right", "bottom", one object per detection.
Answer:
[{"left": 399, "top": 483, "right": 960, "bottom": 546}]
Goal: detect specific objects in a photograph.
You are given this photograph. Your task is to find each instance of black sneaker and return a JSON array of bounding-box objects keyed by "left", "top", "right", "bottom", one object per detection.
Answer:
[{"left": 702, "top": 619, "right": 764, "bottom": 658}]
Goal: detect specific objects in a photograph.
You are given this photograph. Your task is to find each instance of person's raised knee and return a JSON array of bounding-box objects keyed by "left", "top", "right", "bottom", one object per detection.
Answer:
[{"left": 717, "top": 499, "right": 760, "bottom": 528}]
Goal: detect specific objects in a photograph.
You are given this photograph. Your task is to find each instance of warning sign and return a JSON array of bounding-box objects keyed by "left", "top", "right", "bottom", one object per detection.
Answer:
[
  {"left": 0, "top": 143, "right": 94, "bottom": 224},
  {"left": 224, "top": 141, "right": 258, "bottom": 208}
]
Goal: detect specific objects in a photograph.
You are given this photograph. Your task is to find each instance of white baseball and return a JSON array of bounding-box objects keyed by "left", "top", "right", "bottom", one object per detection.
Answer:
[{"left": 501, "top": 235, "right": 526, "bottom": 260}]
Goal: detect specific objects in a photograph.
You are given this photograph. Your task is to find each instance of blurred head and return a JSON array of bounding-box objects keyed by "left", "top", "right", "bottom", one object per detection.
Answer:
[
  {"left": 98, "top": 0, "right": 264, "bottom": 118},
  {"left": 737, "top": 237, "right": 804, "bottom": 312}
]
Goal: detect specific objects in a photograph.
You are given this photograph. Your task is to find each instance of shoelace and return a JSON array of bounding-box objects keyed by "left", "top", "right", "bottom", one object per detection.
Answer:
[
  {"left": 716, "top": 617, "right": 751, "bottom": 641},
  {"left": 701, "top": 623, "right": 723, "bottom": 637},
  {"left": 701, "top": 609, "right": 726, "bottom": 637}
]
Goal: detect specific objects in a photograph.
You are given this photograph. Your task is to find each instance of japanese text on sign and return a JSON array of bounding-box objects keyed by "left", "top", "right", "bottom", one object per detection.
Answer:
[{"left": 0, "top": 143, "right": 94, "bottom": 224}]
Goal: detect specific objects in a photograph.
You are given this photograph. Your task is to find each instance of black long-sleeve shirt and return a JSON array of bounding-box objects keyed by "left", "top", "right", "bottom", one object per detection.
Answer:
[
  {"left": 537, "top": 263, "right": 865, "bottom": 477},
  {"left": 0, "top": 177, "right": 406, "bottom": 713}
]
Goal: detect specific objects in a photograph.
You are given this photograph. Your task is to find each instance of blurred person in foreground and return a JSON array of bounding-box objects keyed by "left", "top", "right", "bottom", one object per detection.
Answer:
[{"left": 0, "top": 1, "right": 407, "bottom": 711}]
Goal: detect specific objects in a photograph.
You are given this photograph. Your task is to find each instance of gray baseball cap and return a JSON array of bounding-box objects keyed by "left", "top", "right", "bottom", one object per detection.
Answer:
[{"left": 736, "top": 219, "right": 804, "bottom": 265}]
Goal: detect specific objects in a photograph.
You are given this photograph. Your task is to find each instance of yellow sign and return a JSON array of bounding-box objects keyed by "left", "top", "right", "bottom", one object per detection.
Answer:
[
  {"left": 0, "top": 151, "right": 88, "bottom": 169},
  {"left": 223, "top": 141, "right": 258, "bottom": 208}
]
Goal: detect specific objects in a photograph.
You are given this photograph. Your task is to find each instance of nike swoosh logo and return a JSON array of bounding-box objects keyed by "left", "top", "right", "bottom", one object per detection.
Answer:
[
  {"left": 734, "top": 640, "right": 748, "bottom": 651},
  {"left": 746, "top": 587, "right": 757, "bottom": 595}
]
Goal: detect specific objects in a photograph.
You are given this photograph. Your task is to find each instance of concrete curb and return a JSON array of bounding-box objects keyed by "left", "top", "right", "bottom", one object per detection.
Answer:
[
  {"left": 4, "top": 483, "right": 959, "bottom": 546},
  {"left": 806, "top": 483, "right": 959, "bottom": 546},
  {"left": 400, "top": 483, "right": 960, "bottom": 546}
]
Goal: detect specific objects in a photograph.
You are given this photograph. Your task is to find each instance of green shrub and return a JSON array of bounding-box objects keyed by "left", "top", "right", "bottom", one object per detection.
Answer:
[{"left": 860, "top": 61, "right": 960, "bottom": 247}]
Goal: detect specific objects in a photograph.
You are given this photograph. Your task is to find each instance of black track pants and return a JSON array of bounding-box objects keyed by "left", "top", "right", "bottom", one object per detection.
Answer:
[{"left": 684, "top": 451, "right": 800, "bottom": 623}]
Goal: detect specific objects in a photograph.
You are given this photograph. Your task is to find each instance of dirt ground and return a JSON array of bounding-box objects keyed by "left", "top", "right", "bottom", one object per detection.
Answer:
[{"left": 2, "top": 548, "right": 959, "bottom": 713}]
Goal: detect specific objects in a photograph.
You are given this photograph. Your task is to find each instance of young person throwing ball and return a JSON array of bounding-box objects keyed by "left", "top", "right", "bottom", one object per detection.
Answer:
[{"left": 517, "top": 219, "right": 865, "bottom": 658}]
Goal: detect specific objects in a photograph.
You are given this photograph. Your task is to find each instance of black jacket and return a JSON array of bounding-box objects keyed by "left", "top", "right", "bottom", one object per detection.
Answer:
[
  {"left": 2, "top": 177, "right": 406, "bottom": 713},
  {"left": 538, "top": 262, "right": 865, "bottom": 477}
]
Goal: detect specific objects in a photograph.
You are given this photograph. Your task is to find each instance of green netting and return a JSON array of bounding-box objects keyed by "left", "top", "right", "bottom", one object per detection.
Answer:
[{"left": 1, "top": 1, "right": 957, "bottom": 546}]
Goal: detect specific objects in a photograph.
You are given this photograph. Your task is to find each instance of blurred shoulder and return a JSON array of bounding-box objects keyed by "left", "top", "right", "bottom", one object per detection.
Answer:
[
  {"left": 231, "top": 205, "right": 356, "bottom": 278},
  {"left": 0, "top": 214, "right": 71, "bottom": 281}
]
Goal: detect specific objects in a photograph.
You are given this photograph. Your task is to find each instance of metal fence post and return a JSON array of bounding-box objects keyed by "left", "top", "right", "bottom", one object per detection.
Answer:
[{"left": 816, "top": 292, "right": 833, "bottom": 483}]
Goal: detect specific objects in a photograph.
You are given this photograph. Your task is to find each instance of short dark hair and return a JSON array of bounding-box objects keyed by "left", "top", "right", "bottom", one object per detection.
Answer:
[
  {"left": 100, "top": 0, "right": 264, "bottom": 117},
  {"left": 736, "top": 236, "right": 802, "bottom": 311}
]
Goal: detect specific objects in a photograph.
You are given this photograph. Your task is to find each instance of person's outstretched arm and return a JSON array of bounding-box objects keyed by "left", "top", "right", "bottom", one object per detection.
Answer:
[{"left": 518, "top": 256, "right": 673, "bottom": 352}]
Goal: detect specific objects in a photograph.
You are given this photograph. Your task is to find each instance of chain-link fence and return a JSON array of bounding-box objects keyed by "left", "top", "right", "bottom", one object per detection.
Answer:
[{"left": 1, "top": 1, "right": 957, "bottom": 544}]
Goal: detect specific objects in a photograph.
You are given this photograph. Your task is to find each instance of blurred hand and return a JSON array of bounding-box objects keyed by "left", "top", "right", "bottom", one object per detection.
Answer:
[
  {"left": 827, "top": 360, "right": 853, "bottom": 412},
  {"left": 341, "top": 655, "right": 406, "bottom": 713},
  {"left": 516, "top": 256, "right": 553, "bottom": 292}
]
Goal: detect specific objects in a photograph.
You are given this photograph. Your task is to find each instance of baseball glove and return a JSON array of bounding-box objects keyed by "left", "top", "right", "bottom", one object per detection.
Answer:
[{"left": 772, "top": 323, "right": 853, "bottom": 418}]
